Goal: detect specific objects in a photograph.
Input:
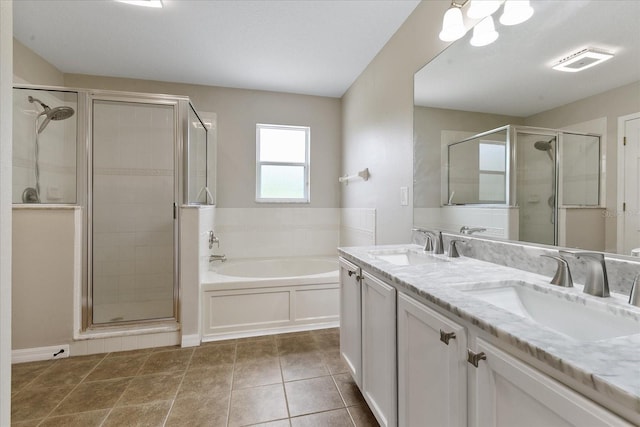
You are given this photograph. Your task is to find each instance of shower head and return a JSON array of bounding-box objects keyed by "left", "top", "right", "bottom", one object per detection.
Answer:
[
  {"left": 534, "top": 138, "right": 555, "bottom": 160},
  {"left": 28, "top": 95, "right": 75, "bottom": 133}
]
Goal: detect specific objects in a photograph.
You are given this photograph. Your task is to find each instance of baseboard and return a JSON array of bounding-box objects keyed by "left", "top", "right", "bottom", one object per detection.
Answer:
[
  {"left": 12, "top": 344, "right": 70, "bottom": 364},
  {"left": 181, "top": 334, "right": 201, "bottom": 348},
  {"left": 201, "top": 321, "right": 339, "bottom": 343}
]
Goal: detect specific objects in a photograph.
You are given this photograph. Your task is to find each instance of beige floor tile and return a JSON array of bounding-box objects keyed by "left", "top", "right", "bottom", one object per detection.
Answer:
[
  {"left": 177, "top": 365, "right": 233, "bottom": 400},
  {"left": 86, "top": 353, "right": 148, "bottom": 381},
  {"left": 228, "top": 383, "right": 289, "bottom": 426},
  {"left": 236, "top": 339, "right": 278, "bottom": 363},
  {"left": 38, "top": 409, "right": 110, "bottom": 427},
  {"left": 11, "top": 385, "right": 74, "bottom": 422},
  {"left": 280, "top": 352, "right": 329, "bottom": 382},
  {"left": 117, "top": 372, "right": 183, "bottom": 405},
  {"left": 321, "top": 349, "right": 349, "bottom": 375},
  {"left": 189, "top": 343, "right": 236, "bottom": 369},
  {"left": 165, "top": 393, "right": 229, "bottom": 427},
  {"left": 333, "top": 373, "right": 366, "bottom": 406},
  {"left": 290, "top": 408, "right": 354, "bottom": 427},
  {"left": 11, "top": 361, "right": 54, "bottom": 392},
  {"left": 140, "top": 348, "right": 193, "bottom": 375},
  {"left": 52, "top": 378, "right": 131, "bottom": 416},
  {"left": 284, "top": 376, "right": 344, "bottom": 417},
  {"left": 348, "top": 405, "right": 379, "bottom": 427},
  {"left": 277, "top": 336, "right": 320, "bottom": 356},
  {"left": 233, "top": 357, "right": 283, "bottom": 389},
  {"left": 103, "top": 400, "right": 172, "bottom": 427},
  {"left": 247, "top": 419, "right": 291, "bottom": 427},
  {"left": 28, "top": 358, "right": 102, "bottom": 388},
  {"left": 105, "top": 348, "right": 155, "bottom": 358},
  {"left": 311, "top": 332, "right": 340, "bottom": 349}
]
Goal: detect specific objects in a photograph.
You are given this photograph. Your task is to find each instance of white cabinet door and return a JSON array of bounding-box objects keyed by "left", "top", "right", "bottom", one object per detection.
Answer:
[
  {"left": 361, "top": 271, "right": 397, "bottom": 427},
  {"left": 397, "top": 293, "right": 467, "bottom": 427},
  {"left": 471, "top": 338, "right": 632, "bottom": 427},
  {"left": 339, "top": 257, "right": 362, "bottom": 386}
]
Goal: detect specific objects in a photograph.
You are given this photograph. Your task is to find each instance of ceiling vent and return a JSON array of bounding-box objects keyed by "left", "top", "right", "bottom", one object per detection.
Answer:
[{"left": 552, "top": 48, "right": 614, "bottom": 73}]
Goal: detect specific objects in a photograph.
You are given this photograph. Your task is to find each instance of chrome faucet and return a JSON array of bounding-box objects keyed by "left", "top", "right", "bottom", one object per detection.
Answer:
[
  {"left": 559, "top": 251, "right": 609, "bottom": 297},
  {"left": 448, "top": 239, "right": 466, "bottom": 258},
  {"left": 629, "top": 275, "right": 640, "bottom": 307},
  {"left": 540, "top": 255, "right": 573, "bottom": 287},
  {"left": 208, "top": 230, "right": 219, "bottom": 249},
  {"left": 460, "top": 226, "right": 487, "bottom": 235},
  {"left": 411, "top": 228, "right": 444, "bottom": 254}
]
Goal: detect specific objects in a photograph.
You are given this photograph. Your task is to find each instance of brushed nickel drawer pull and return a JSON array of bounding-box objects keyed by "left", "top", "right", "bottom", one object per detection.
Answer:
[
  {"left": 439, "top": 330, "right": 456, "bottom": 345},
  {"left": 467, "top": 350, "right": 487, "bottom": 367}
]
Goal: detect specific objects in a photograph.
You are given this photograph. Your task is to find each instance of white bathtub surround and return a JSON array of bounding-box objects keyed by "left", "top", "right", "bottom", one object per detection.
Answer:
[
  {"left": 179, "top": 205, "right": 215, "bottom": 347},
  {"left": 340, "top": 207, "right": 376, "bottom": 246},
  {"left": 201, "top": 256, "right": 339, "bottom": 341},
  {"left": 214, "top": 207, "right": 340, "bottom": 259}
]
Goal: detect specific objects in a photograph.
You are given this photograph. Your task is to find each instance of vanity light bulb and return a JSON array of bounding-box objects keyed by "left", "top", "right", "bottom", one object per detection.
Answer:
[
  {"left": 500, "top": 0, "right": 534, "bottom": 26},
  {"left": 467, "top": 0, "right": 501, "bottom": 19},
  {"left": 470, "top": 16, "right": 499, "bottom": 47},
  {"left": 439, "top": 6, "right": 467, "bottom": 42}
]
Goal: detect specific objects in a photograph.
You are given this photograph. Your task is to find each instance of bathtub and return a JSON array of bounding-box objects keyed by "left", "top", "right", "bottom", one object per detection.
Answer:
[{"left": 200, "top": 256, "right": 340, "bottom": 341}]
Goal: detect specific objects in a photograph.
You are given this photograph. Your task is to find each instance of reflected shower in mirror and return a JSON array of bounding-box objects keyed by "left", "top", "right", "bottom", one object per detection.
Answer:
[{"left": 413, "top": 0, "right": 640, "bottom": 255}]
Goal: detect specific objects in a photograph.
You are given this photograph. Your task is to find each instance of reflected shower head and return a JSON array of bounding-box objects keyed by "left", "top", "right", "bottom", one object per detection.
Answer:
[
  {"left": 28, "top": 95, "right": 75, "bottom": 133},
  {"left": 534, "top": 138, "right": 555, "bottom": 160}
]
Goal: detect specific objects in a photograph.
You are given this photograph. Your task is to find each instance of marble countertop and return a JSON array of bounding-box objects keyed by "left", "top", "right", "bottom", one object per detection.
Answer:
[{"left": 338, "top": 244, "right": 640, "bottom": 418}]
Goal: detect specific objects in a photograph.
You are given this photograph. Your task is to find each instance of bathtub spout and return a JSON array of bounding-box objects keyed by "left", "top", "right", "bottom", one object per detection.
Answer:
[{"left": 209, "top": 254, "right": 227, "bottom": 263}]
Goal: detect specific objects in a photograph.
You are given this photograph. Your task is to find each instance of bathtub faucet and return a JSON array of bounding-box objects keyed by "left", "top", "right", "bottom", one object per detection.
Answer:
[{"left": 209, "top": 254, "right": 227, "bottom": 263}]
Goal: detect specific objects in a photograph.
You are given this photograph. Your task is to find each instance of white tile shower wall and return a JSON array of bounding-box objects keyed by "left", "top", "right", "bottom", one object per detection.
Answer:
[
  {"left": 12, "top": 90, "right": 76, "bottom": 203},
  {"left": 91, "top": 102, "right": 175, "bottom": 321},
  {"left": 215, "top": 208, "right": 340, "bottom": 259},
  {"left": 340, "top": 208, "right": 376, "bottom": 247}
]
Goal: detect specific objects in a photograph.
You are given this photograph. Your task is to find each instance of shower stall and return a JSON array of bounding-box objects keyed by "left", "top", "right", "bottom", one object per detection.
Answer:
[
  {"left": 13, "top": 85, "right": 213, "bottom": 330},
  {"left": 447, "top": 125, "right": 602, "bottom": 246}
]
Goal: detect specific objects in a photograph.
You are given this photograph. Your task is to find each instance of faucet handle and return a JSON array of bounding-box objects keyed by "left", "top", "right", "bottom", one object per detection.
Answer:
[
  {"left": 630, "top": 275, "right": 640, "bottom": 307},
  {"left": 540, "top": 255, "right": 573, "bottom": 287},
  {"left": 448, "top": 239, "right": 466, "bottom": 258}
]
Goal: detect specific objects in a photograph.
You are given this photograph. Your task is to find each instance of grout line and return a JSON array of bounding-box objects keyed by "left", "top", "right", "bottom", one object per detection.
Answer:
[
  {"left": 225, "top": 342, "right": 238, "bottom": 427},
  {"left": 159, "top": 347, "right": 197, "bottom": 427}
]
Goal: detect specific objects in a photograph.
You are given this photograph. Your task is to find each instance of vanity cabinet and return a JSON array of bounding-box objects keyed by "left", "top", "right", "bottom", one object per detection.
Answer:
[
  {"left": 397, "top": 293, "right": 467, "bottom": 427},
  {"left": 469, "top": 338, "right": 631, "bottom": 427},
  {"left": 339, "top": 258, "right": 362, "bottom": 386},
  {"left": 361, "top": 271, "right": 397, "bottom": 427}
]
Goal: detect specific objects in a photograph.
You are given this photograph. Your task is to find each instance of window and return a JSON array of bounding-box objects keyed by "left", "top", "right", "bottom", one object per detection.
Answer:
[
  {"left": 256, "top": 124, "right": 310, "bottom": 202},
  {"left": 478, "top": 140, "right": 506, "bottom": 202}
]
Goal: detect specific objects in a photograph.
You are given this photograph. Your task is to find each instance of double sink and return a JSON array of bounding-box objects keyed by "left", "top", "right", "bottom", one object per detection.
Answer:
[{"left": 368, "top": 248, "right": 640, "bottom": 342}]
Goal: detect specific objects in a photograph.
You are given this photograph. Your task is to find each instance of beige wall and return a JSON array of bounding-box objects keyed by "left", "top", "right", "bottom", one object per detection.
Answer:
[
  {"left": 12, "top": 208, "right": 79, "bottom": 349},
  {"left": 525, "top": 80, "right": 640, "bottom": 252},
  {"left": 13, "top": 38, "right": 64, "bottom": 86},
  {"left": 341, "top": 0, "right": 451, "bottom": 244},
  {"left": 65, "top": 74, "right": 341, "bottom": 209}
]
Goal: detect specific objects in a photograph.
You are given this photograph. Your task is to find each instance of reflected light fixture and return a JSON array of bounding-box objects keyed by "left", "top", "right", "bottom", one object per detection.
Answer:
[
  {"left": 552, "top": 48, "right": 614, "bottom": 72},
  {"left": 117, "top": 0, "right": 163, "bottom": 8},
  {"left": 467, "top": 0, "right": 501, "bottom": 19},
  {"left": 439, "top": 2, "right": 468, "bottom": 42},
  {"left": 470, "top": 16, "right": 499, "bottom": 47},
  {"left": 500, "top": 0, "right": 534, "bottom": 26}
]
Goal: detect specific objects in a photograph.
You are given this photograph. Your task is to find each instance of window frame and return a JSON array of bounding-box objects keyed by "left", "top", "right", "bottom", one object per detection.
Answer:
[{"left": 255, "top": 123, "right": 310, "bottom": 203}]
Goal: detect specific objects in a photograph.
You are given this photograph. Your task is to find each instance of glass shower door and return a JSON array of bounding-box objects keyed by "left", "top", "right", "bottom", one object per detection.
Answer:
[
  {"left": 516, "top": 132, "right": 557, "bottom": 245},
  {"left": 91, "top": 99, "right": 176, "bottom": 324}
]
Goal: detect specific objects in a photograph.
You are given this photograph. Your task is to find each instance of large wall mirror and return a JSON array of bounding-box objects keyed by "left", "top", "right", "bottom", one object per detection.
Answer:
[{"left": 413, "top": 0, "right": 640, "bottom": 255}]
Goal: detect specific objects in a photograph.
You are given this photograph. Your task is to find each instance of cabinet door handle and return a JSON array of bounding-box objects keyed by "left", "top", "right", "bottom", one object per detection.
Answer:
[
  {"left": 439, "top": 330, "right": 456, "bottom": 345},
  {"left": 347, "top": 270, "right": 362, "bottom": 282},
  {"left": 467, "top": 349, "right": 487, "bottom": 368}
]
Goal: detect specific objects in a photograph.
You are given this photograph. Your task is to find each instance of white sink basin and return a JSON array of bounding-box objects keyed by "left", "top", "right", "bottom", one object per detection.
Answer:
[
  {"left": 458, "top": 280, "right": 640, "bottom": 342},
  {"left": 368, "top": 248, "right": 448, "bottom": 266}
]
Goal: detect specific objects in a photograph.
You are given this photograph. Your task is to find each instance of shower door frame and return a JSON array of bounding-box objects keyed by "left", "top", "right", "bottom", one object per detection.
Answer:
[{"left": 83, "top": 90, "right": 187, "bottom": 331}]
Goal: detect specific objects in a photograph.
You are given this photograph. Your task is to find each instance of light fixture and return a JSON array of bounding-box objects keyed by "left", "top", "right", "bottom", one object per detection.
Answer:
[
  {"left": 467, "top": 0, "right": 501, "bottom": 19},
  {"left": 552, "top": 48, "right": 614, "bottom": 72},
  {"left": 439, "top": 2, "right": 467, "bottom": 42},
  {"left": 470, "top": 16, "right": 499, "bottom": 47},
  {"left": 117, "top": 0, "right": 163, "bottom": 8},
  {"left": 500, "top": 0, "right": 534, "bottom": 26}
]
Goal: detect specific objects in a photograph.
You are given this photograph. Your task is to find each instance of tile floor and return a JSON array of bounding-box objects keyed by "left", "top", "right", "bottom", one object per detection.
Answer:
[{"left": 11, "top": 328, "right": 379, "bottom": 427}]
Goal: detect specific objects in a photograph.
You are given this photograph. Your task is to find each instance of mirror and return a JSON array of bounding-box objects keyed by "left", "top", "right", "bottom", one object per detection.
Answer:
[{"left": 413, "top": 0, "right": 640, "bottom": 255}]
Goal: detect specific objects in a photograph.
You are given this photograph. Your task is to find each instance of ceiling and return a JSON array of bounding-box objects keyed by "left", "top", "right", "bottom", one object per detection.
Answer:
[
  {"left": 414, "top": 0, "right": 640, "bottom": 117},
  {"left": 13, "top": 0, "right": 421, "bottom": 98}
]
